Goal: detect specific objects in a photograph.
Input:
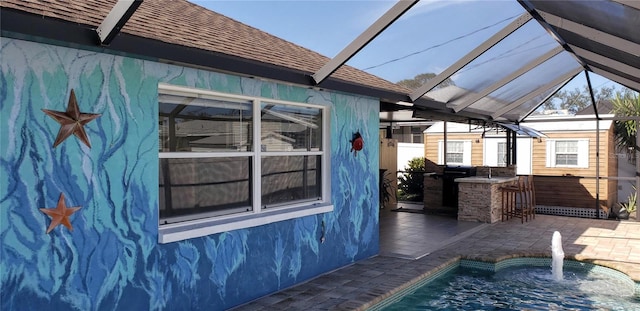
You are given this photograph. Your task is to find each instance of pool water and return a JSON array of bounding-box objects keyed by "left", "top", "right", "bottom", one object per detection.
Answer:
[{"left": 381, "top": 265, "right": 640, "bottom": 310}]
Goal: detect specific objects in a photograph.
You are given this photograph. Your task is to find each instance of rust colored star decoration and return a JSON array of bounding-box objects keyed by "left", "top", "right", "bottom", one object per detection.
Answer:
[
  {"left": 40, "top": 193, "right": 82, "bottom": 234},
  {"left": 42, "top": 89, "right": 101, "bottom": 148}
]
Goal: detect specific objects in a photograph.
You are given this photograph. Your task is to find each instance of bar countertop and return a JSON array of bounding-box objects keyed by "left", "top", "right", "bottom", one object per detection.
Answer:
[{"left": 454, "top": 176, "right": 518, "bottom": 184}]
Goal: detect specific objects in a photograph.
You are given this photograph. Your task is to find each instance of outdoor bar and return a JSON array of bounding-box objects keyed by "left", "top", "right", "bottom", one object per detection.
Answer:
[{"left": 456, "top": 175, "right": 518, "bottom": 223}]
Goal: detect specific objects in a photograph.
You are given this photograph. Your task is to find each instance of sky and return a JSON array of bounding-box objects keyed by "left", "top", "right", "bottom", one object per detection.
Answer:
[{"left": 191, "top": 1, "right": 622, "bottom": 98}]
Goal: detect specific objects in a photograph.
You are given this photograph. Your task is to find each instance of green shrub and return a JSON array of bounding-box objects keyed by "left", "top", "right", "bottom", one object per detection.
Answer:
[
  {"left": 398, "top": 157, "right": 425, "bottom": 202},
  {"left": 620, "top": 184, "right": 637, "bottom": 213}
]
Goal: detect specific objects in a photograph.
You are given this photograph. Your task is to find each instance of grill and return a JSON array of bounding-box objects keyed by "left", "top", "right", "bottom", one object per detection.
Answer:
[{"left": 442, "top": 166, "right": 477, "bottom": 207}]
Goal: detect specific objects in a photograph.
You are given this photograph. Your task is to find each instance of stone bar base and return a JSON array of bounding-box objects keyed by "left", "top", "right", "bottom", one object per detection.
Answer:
[
  {"left": 423, "top": 165, "right": 444, "bottom": 211},
  {"left": 456, "top": 177, "right": 517, "bottom": 223}
]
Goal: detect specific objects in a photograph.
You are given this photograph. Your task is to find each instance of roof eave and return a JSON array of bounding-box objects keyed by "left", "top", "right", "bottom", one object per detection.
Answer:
[{"left": 1, "top": 8, "right": 415, "bottom": 105}]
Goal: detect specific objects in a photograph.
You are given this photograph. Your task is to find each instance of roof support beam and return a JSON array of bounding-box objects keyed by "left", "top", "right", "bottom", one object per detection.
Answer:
[
  {"left": 518, "top": 1, "right": 590, "bottom": 69},
  {"left": 311, "top": 0, "right": 418, "bottom": 85},
  {"left": 492, "top": 67, "right": 581, "bottom": 120},
  {"left": 409, "top": 13, "right": 533, "bottom": 102},
  {"left": 538, "top": 11, "right": 640, "bottom": 58},
  {"left": 590, "top": 67, "right": 640, "bottom": 92},
  {"left": 96, "top": 0, "right": 143, "bottom": 45},
  {"left": 453, "top": 45, "right": 564, "bottom": 112},
  {"left": 612, "top": 0, "right": 640, "bottom": 10},
  {"left": 569, "top": 44, "right": 640, "bottom": 78},
  {"left": 585, "top": 70, "right": 600, "bottom": 120}
]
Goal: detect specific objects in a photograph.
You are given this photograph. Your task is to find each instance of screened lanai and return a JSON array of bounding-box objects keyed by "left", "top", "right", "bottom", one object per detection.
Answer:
[
  {"left": 305, "top": 0, "right": 640, "bottom": 220},
  {"left": 310, "top": 0, "right": 640, "bottom": 125}
]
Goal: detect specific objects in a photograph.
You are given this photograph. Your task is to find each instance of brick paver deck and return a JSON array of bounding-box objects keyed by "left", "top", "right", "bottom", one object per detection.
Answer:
[{"left": 233, "top": 214, "right": 640, "bottom": 310}]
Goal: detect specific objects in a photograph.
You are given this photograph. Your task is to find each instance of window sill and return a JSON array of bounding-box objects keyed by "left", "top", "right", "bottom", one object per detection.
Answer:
[
  {"left": 158, "top": 203, "right": 334, "bottom": 243},
  {"left": 551, "top": 165, "right": 588, "bottom": 169}
]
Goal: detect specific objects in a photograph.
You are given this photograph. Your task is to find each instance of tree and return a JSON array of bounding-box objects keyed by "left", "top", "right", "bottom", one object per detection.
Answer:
[
  {"left": 397, "top": 73, "right": 455, "bottom": 91},
  {"left": 541, "top": 85, "right": 616, "bottom": 114},
  {"left": 612, "top": 91, "right": 640, "bottom": 163}
]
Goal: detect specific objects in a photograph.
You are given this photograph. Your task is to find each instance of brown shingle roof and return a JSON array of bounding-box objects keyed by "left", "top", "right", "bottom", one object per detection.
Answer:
[{"left": 1, "top": 0, "right": 411, "bottom": 96}]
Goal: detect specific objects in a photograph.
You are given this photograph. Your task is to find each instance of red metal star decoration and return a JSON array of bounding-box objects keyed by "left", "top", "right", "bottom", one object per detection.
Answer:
[
  {"left": 42, "top": 89, "right": 101, "bottom": 148},
  {"left": 39, "top": 193, "right": 82, "bottom": 234}
]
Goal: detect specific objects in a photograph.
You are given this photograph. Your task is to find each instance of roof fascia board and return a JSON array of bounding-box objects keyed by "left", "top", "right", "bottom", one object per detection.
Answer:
[
  {"left": 538, "top": 10, "right": 640, "bottom": 58},
  {"left": 590, "top": 67, "right": 640, "bottom": 92},
  {"left": 0, "top": 8, "right": 415, "bottom": 104},
  {"left": 453, "top": 45, "right": 564, "bottom": 113},
  {"left": 311, "top": 0, "right": 418, "bottom": 85},
  {"left": 491, "top": 67, "right": 581, "bottom": 120},
  {"left": 611, "top": 0, "right": 640, "bottom": 10},
  {"left": 409, "top": 13, "right": 533, "bottom": 102},
  {"left": 96, "top": 0, "right": 143, "bottom": 45},
  {"left": 569, "top": 44, "right": 640, "bottom": 79}
]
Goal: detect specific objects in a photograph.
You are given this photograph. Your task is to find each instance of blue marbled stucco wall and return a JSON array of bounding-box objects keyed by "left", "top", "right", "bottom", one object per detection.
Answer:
[{"left": 0, "top": 38, "right": 380, "bottom": 310}]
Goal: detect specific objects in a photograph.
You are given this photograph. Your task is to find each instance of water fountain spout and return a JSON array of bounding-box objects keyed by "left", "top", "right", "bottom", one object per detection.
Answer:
[{"left": 551, "top": 231, "right": 564, "bottom": 281}]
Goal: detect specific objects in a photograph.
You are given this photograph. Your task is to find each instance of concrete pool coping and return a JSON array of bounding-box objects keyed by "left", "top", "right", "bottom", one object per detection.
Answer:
[{"left": 233, "top": 214, "right": 640, "bottom": 310}]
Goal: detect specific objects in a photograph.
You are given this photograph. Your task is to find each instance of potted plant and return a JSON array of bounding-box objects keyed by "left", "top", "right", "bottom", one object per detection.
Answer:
[{"left": 616, "top": 185, "right": 637, "bottom": 220}]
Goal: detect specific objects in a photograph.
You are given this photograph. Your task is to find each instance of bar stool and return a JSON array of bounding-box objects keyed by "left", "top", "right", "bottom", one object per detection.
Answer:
[
  {"left": 523, "top": 175, "right": 536, "bottom": 220},
  {"left": 501, "top": 176, "right": 528, "bottom": 223}
]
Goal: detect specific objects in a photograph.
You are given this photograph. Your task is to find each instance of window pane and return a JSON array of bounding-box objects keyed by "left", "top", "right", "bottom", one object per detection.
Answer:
[
  {"left": 159, "top": 94, "right": 253, "bottom": 152},
  {"left": 556, "top": 154, "right": 577, "bottom": 166},
  {"left": 412, "top": 134, "right": 423, "bottom": 143},
  {"left": 497, "top": 142, "right": 506, "bottom": 166},
  {"left": 159, "top": 157, "right": 252, "bottom": 223},
  {"left": 447, "top": 141, "right": 463, "bottom": 152},
  {"left": 556, "top": 140, "right": 577, "bottom": 153},
  {"left": 447, "top": 153, "right": 463, "bottom": 163},
  {"left": 261, "top": 103, "right": 322, "bottom": 151},
  {"left": 261, "top": 155, "right": 321, "bottom": 207}
]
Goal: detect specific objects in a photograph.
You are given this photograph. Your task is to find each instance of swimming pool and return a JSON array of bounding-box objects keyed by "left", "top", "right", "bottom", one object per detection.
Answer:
[{"left": 369, "top": 258, "right": 640, "bottom": 310}]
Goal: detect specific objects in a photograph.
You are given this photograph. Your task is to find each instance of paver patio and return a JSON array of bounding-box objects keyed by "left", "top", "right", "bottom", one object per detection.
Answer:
[{"left": 233, "top": 208, "right": 640, "bottom": 310}]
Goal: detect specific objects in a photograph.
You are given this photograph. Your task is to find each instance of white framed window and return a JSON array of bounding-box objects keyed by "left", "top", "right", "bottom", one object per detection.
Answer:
[
  {"left": 546, "top": 139, "right": 589, "bottom": 168},
  {"left": 437, "top": 140, "right": 472, "bottom": 165},
  {"left": 411, "top": 126, "right": 424, "bottom": 143},
  {"left": 158, "top": 83, "right": 332, "bottom": 243},
  {"left": 497, "top": 142, "right": 507, "bottom": 167}
]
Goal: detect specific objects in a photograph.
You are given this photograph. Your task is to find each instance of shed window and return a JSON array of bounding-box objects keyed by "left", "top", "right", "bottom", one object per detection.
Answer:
[
  {"left": 158, "top": 83, "right": 332, "bottom": 243},
  {"left": 437, "top": 140, "right": 472, "bottom": 166},
  {"left": 546, "top": 139, "right": 589, "bottom": 168}
]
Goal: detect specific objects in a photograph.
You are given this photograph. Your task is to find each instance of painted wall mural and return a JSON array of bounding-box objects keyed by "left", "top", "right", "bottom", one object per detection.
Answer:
[{"left": 0, "top": 38, "right": 380, "bottom": 310}]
